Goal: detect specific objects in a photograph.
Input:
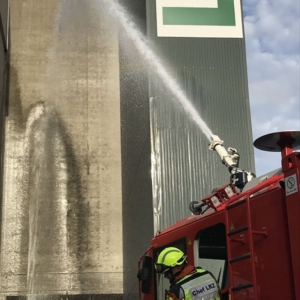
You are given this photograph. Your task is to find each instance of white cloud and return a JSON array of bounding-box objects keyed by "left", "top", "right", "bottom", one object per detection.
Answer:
[{"left": 244, "top": 0, "right": 300, "bottom": 175}]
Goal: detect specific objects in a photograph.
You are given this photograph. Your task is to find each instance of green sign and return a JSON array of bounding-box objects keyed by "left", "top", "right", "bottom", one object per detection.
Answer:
[
  {"left": 156, "top": 0, "right": 243, "bottom": 38},
  {"left": 163, "top": 0, "right": 235, "bottom": 26}
]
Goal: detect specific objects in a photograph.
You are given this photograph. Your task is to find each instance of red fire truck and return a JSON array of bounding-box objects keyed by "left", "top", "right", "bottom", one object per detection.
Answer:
[{"left": 138, "top": 131, "right": 300, "bottom": 300}]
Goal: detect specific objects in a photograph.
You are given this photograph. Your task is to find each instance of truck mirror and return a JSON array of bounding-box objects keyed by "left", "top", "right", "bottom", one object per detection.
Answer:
[{"left": 137, "top": 256, "right": 153, "bottom": 294}]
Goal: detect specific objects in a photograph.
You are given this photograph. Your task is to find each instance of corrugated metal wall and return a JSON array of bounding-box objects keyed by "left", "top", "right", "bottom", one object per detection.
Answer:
[
  {"left": 122, "top": 0, "right": 255, "bottom": 299},
  {"left": 147, "top": 0, "right": 255, "bottom": 232}
]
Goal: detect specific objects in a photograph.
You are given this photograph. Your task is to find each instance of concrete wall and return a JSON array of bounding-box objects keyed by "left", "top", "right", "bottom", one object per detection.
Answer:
[
  {"left": 119, "top": 1, "right": 154, "bottom": 298},
  {"left": 0, "top": 0, "right": 9, "bottom": 273},
  {"left": 0, "top": 0, "right": 123, "bottom": 297},
  {"left": 0, "top": 1, "right": 256, "bottom": 299}
]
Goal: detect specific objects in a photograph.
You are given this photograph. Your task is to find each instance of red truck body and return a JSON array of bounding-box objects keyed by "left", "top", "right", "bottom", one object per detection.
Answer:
[{"left": 138, "top": 134, "right": 300, "bottom": 300}]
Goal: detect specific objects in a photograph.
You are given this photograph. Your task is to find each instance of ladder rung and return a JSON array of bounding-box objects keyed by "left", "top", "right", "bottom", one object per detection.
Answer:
[
  {"left": 230, "top": 253, "right": 251, "bottom": 263},
  {"left": 226, "top": 199, "right": 246, "bottom": 210},
  {"left": 231, "top": 283, "right": 253, "bottom": 291},
  {"left": 228, "top": 226, "right": 248, "bottom": 236}
]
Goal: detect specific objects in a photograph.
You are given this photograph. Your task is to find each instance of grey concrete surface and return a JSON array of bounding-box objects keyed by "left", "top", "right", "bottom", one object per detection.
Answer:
[
  {"left": 1, "top": 1, "right": 257, "bottom": 299},
  {"left": 1, "top": 0, "right": 123, "bottom": 297}
]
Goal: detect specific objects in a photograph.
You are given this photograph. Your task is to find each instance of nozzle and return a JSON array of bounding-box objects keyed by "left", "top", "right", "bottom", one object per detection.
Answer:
[
  {"left": 209, "top": 135, "right": 240, "bottom": 169},
  {"left": 209, "top": 134, "right": 256, "bottom": 189}
]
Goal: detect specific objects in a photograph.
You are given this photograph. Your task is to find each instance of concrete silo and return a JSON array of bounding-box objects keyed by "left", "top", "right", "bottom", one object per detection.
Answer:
[
  {"left": 1, "top": 0, "right": 122, "bottom": 298},
  {"left": 0, "top": 0, "right": 254, "bottom": 299}
]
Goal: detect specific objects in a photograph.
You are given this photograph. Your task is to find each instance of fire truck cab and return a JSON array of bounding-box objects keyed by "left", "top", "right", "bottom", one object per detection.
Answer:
[{"left": 138, "top": 131, "right": 300, "bottom": 300}]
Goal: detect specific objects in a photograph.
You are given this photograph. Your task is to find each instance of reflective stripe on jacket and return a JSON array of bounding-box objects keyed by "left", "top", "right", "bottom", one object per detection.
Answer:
[{"left": 167, "top": 268, "right": 221, "bottom": 300}]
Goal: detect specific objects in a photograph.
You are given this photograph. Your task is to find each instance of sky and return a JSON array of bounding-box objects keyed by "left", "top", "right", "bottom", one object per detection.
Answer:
[{"left": 243, "top": 0, "right": 300, "bottom": 175}]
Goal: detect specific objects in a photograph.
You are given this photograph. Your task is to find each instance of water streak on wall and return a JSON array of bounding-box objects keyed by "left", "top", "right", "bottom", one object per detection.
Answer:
[{"left": 1, "top": 0, "right": 123, "bottom": 297}]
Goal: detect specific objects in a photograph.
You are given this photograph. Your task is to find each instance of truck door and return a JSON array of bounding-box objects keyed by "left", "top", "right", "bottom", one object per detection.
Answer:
[
  {"left": 154, "top": 239, "right": 186, "bottom": 300},
  {"left": 194, "top": 223, "right": 228, "bottom": 298}
]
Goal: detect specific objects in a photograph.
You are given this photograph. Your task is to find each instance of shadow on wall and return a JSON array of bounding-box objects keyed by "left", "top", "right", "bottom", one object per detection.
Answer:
[{"left": 7, "top": 65, "right": 23, "bottom": 129}]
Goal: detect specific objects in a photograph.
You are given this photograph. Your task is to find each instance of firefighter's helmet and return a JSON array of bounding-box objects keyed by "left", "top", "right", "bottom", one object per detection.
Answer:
[{"left": 155, "top": 247, "right": 187, "bottom": 274}]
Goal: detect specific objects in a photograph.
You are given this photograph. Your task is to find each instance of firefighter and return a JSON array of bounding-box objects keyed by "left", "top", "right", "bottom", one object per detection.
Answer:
[{"left": 155, "top": 246, "right": 221, "bottom": 300}]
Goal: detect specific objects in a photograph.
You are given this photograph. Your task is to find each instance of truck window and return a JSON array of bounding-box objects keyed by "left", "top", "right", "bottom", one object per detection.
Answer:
[
  {"left": 194, "top": 223, "right": 228, "bottom": 290},
  {"left": 154, "top": 239, "right": 186, "bottom": 300}
]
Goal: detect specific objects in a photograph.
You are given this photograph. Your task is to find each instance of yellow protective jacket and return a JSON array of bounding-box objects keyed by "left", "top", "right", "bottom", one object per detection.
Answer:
[{"left": 166, "top": 267, "right": 221, "bottom": 300}]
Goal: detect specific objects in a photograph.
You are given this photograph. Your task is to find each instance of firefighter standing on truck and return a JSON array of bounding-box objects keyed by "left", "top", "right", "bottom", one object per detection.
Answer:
[{"left": 155, "top": 247, "right": 221, "bottom": 300}]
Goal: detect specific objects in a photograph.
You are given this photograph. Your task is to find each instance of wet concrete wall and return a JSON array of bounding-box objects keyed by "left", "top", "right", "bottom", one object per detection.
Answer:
[
  {"left": 118, "top": 1, "right": 154, "bottom": 298},
  {"left": 0, "top": 0, "right": 9, "bottom": 269},
  {"left": 1, "top": 1, "right": 256, "bottom": 299},
  {"left": 0, "top": 0, "right": 122, "bottom": 297}
]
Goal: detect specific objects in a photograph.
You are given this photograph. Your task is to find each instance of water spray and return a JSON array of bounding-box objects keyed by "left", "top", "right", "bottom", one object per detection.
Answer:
[
  {"left": 101, "top": 0, "right": 255, "bottom": 187},
  {"left": 25, "top": 102, "right": 69, "bottom": 297},
  {"left": 102, "top": 0, "right": 213, "bottom": 141}
]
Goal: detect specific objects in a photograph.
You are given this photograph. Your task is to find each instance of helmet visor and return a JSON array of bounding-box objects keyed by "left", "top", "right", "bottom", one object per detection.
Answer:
[{"left": 154, "top": 263, "right": 171, "bottom": 274}]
